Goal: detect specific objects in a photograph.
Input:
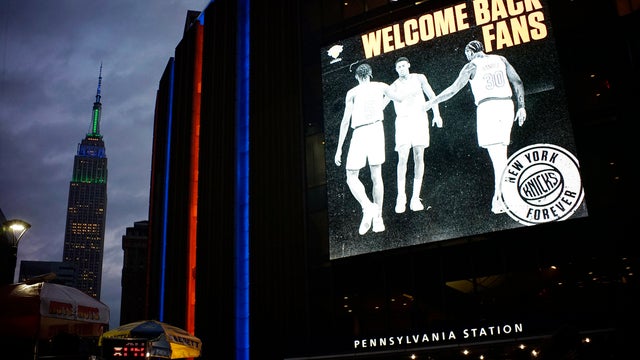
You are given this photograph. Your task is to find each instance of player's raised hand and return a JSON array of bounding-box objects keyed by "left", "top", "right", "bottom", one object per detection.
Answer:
[
  {"left": 514, "top": 108, "right": 526, "bottom": 126},
  {"left": 432, "top": 114, "right": 443, "bottom": 128}
]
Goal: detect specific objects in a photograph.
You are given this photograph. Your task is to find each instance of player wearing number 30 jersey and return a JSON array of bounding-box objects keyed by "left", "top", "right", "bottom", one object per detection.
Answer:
[
  {"left": 424, "top": 40, "right": 527, "bottom": 214},
  {"left": 469, "top": 53, "right": 516, "bottom": 149}
]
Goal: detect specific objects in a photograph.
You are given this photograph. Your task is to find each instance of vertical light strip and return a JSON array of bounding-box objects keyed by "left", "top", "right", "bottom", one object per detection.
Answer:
[
  {"left": 159, "top": 58, "right": 176, "bottom": 321},
  {"left": 187, "top": 22, "right": 204, "bottom": 335},
  {"left": 92, "top": 109, "right": 100, "bottom": 134},
  {"left": 235, "top": 0, "right": 250, "bottom": 359}
]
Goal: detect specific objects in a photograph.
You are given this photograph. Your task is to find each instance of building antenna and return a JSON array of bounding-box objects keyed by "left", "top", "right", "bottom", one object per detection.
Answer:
[
  {"left": 88, "top": 63, "right": 103, "bottom": 137},
  {"left": 96, "top": 62, "right": 102, "bottom": 103}
]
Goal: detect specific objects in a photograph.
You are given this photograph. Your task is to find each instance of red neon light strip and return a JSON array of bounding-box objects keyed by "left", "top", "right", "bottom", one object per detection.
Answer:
[{"left": 187, "top": 23, "right": 203, "bottom": 335}]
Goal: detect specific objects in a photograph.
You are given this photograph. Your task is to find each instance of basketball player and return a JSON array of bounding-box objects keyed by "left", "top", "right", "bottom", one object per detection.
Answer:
[
  {"left": 389, "top": 57, "right": 442, "bottom": 214},
  {"left": 335, "top": 63, "right": 393, "bottom": 235},
  {"left": 424, "top": 40, "right": 526, "bottom": 214}
]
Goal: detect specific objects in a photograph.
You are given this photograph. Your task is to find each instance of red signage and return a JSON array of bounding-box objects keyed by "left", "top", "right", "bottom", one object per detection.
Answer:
[
  {"left": 107, "top": 340, "right": 147, "bottom": 358},
  {"left": 48, "top": 300, "right": 73, "bottom": 317}
]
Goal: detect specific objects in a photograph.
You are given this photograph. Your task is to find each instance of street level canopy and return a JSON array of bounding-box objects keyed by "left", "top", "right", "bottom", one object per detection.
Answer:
[{"left": 0, "top": 281, "right": 109, "bottom": 339}]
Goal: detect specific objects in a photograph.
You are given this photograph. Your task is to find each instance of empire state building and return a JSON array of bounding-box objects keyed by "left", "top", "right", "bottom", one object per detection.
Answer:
[{"left": 62, "top": 66, "right": 108, "bottom": 299}]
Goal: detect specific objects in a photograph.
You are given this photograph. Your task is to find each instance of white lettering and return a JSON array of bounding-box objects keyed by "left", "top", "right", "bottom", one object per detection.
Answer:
[{"left": 353, "top": 324, "right": 524, "bottom": 349}]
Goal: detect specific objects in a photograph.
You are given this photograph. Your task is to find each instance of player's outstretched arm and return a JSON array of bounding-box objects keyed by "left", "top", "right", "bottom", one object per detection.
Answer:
[
  {"left": 335, "top": 90, "right": 355, "bottom": 166},
  {"left": 420, "top": 74, "right": 443, "bottom": 127},
  {"left": 424, "top": 63, "right": 473, "bottom": 112},
  {"left": 503, "top": 56, "right": 526, "bottom": 126}
]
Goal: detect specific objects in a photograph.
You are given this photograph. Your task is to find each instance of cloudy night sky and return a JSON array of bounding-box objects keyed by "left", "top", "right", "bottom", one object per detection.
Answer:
[{"left": 0, "top": 0, "right": 211, "bottom": 329}]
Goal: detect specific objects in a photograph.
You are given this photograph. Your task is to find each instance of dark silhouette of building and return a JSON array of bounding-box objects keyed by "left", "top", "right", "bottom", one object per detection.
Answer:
[
  {"left": 1, "top": 208, "right": 32, "bottom": 284},
  {"left": 127, "top": 1, "right": 636, "bottom": 359},
  {"left": 0, "top": 208, "right": 11, "bottom": 284},
  {"left": 18, "top": 261, "right": 76, "bottom": 286},
  {"left": 62, "top": 65, "right": 108, "bottom": 300},
  {"left": 119, "top": 220, "right": 149, "bottom": 324}
]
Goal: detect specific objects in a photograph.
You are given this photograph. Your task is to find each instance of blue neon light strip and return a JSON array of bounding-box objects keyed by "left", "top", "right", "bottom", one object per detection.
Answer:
[
  {"left": 235, "top": 0, "right": 250, "bottom": 359},
  {"left": 159, "top": 58, "right": 175, "bottom": 321}
]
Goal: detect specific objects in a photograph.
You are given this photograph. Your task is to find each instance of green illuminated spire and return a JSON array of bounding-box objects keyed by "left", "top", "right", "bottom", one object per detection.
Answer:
[{"left": 88, "top": 63, "right": 103, "bottom": 137}]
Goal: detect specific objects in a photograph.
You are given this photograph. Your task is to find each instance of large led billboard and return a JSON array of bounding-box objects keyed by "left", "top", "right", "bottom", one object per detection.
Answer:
[{"left": 321, "top": 0, "right": 588, "bottom": 260}]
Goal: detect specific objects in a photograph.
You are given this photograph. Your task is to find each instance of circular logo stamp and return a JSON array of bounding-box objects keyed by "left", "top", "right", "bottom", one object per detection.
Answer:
[{"left": 500, "top": 144, "right": 584, "bottom": 226}]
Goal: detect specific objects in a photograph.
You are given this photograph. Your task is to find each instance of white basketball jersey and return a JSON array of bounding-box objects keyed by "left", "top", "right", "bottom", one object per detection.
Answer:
[
  {"left": 469, "top": 55, "right": 513, "bottom": 105},
  {"left": 351, "top": 82, "right": 386, "bottom": 128}
]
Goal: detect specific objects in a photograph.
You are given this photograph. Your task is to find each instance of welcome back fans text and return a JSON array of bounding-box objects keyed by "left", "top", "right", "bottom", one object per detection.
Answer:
[{"left": 361, "top": 0, "right": 548, "bottom": 58}]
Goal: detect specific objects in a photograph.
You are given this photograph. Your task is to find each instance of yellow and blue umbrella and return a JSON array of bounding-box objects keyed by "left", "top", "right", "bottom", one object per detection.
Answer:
[{"left": 99, "top": 320, "right": 202, "bottom": 359}]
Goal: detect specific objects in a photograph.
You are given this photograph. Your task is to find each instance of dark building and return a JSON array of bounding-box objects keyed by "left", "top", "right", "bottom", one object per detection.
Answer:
[
  {"left": 133, "top": 1, "right": 636, "bottom": 359},
  {"left": 119, "top": 220, "right": 149, "bottom": 324},
  {"left": 0, "top": 208, "right": 13, "bottom": 284},
  {"left": 18, "top": 260, "right": 76, "bottom": 286},
  {"left": 1, "top": 208, "right": 32, "bottom": 284},
  {"left": 62, "top": 66, "right": 108, "bottom": 300}
]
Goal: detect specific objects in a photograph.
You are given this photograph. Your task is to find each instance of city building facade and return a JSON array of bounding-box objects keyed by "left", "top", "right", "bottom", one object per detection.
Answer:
[
  {"left": 18, "top": 260, "right": 76, "bottom": 286},
  {"left": 62, "top": 66, "right": 108, "bottom": 300},
  {"left": 119, "top": 220, "right": 149, "bottom": 324},
  {"left": 131, "top": 1, "right": 636, "bottom": 359}
]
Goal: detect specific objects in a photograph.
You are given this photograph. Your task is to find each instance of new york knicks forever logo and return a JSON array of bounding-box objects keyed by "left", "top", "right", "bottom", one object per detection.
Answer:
[{"left": 500, "top": 144, "right": 584, "bottom": 226}]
